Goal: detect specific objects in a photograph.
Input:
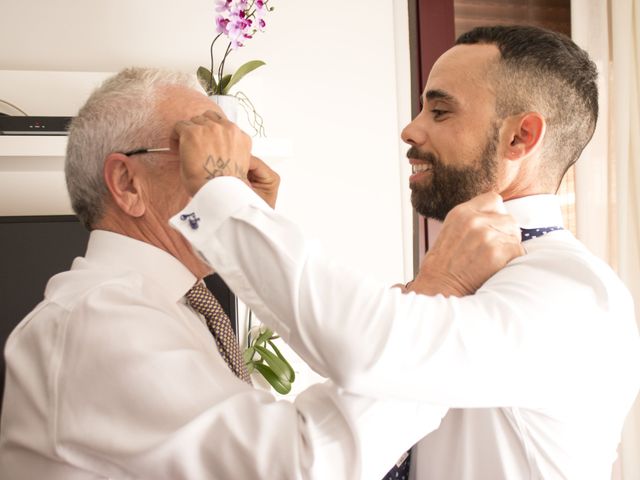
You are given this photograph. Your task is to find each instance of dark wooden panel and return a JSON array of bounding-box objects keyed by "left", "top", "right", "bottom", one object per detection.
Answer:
[
  {"left": 454, "top": 0, "right": 571, "bottom": 37},
  {"left": 412, "top": 0, "right": 457, "bottom": 268},
  {"left": 417, "top": 0, "right": 456, "bottom": 86}
]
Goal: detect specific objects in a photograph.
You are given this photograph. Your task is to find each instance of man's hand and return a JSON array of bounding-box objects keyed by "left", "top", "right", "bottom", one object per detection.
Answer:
[
  {"left": 171, "top": 110, "right": 252, "bottom": 196},
  {"left": 249, "top": 155, "right": 280, "bottom": 208},
  {"left": 406, "top": 192, "right": 525, "bottom": 297}
]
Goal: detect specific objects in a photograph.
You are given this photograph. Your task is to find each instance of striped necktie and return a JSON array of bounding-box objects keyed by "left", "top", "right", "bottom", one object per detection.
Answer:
[{"left": 186, "top": 283, "right": 252, "bottom": 384}]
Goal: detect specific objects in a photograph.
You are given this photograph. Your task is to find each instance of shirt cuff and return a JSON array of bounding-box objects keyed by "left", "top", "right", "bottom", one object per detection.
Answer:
[{"left": 169, "top": 177, "right": 270, "bottom": 266}]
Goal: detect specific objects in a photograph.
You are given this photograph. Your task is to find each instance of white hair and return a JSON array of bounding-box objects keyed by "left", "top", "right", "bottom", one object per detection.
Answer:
[{"left": 65, "top": 67, "right": 202, "bottom": 229}]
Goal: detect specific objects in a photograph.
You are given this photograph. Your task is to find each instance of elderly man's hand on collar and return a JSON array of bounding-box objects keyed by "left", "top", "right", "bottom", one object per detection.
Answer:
[{"left": 397, "top": 192, "right": 525, "bottom": 297}]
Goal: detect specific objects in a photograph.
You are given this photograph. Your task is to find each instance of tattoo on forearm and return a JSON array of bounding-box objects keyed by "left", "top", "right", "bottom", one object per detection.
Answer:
[{"left": 203, "top": 155, "right": 248, "bottom": 181}]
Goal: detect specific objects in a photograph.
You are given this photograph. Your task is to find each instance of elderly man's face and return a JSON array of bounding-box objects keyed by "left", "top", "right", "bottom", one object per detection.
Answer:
[{"left": 401, "top": 44, "right": 503, "bottom": 221}]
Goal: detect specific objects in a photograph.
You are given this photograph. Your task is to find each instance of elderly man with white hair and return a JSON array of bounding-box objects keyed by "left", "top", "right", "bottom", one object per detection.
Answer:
[{"left": 0, "top": 67, "right": 521, "bottom": 479}]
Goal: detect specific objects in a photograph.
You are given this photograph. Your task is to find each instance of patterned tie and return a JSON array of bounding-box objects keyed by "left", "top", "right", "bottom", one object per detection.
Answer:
[
  {"left": 186, "top": 283, "right": 252, "bottom": 384},
  {"left": 520, "top": 226, "right": 563, "bottom": 241},
  {"left": 382, "top": 449, "right": 411, "bottom": 480}
]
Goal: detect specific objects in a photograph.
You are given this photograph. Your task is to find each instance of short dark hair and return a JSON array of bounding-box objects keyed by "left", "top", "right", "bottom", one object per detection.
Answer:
[{"left": 456, "top": 25, "right": 598, "bottom": 187}]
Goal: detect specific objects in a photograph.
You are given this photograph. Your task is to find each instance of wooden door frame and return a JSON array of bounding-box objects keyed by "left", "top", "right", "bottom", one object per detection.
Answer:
[{"left": 408, "top": 0, "right": 456, "bottom": 274}]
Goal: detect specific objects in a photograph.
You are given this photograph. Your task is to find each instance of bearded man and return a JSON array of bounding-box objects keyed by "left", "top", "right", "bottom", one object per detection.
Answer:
[{"left": 168, "top": 25, "right": 640, "bottom": 479}]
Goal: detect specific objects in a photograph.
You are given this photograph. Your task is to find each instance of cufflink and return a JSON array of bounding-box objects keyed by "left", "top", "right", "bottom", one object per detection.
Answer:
[{"left": 180, "top": 212, "right": 201, "bottom": 230}]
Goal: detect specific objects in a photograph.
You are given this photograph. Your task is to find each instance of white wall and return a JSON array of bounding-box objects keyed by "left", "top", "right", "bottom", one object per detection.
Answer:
[{"left": 0, "top": 0, "right": 414, "bottom": 285}]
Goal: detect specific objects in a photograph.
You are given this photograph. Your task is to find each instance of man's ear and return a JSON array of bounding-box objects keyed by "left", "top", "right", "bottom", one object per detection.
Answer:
[
  {"left": 503, "top": 112, "right": 546, "bottom": 161},
  {"left": 103, "top": 153, "right": 147, "bottom": 218}
]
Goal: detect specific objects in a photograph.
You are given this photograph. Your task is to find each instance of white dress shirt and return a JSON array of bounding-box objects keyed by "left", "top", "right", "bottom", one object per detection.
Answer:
[
  {"left": 171, "top": 177, "right": 640, "bottom": 480},
  {"left": 0, "top": 230, "right": 444, "bottom": 479}
]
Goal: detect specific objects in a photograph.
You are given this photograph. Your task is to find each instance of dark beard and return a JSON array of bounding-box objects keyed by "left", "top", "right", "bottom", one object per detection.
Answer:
[{"left": 409, "top": 127, "right": 499, "bottom": 221}]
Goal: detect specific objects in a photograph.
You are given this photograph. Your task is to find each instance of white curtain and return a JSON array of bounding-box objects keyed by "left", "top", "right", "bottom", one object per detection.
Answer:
[{"left": 572, "top": 1, "right": 640, "bottom": 479}]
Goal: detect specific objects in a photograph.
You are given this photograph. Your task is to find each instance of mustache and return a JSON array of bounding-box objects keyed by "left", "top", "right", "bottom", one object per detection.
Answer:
[{"left": 406, "top": 146, "right": 438, "bottom": 164}]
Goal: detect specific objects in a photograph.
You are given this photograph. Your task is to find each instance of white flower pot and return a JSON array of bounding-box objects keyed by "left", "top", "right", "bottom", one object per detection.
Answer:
[{"left": 209, "top": 94, "right": 240, "bottom": 123}]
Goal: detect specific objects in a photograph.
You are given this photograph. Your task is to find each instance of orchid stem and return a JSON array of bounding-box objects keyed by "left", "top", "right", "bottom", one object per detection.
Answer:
[
  {"left": 209, "top": 33, "right": 223, "bottom": 93},
  {"left": 218, "top": 42, "right": 233, "bottom": 93}
]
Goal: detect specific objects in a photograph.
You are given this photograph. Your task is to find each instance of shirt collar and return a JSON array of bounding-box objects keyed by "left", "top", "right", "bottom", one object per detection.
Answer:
[
  {"left": 82, "top": 230, "right": 197, "bottom": 303},
  {"left": 504, "top": 194, "right": 564, "bottom": 229}
]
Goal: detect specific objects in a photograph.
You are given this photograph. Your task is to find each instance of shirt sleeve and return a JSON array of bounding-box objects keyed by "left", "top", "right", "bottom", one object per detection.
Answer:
[
  {"left": 54, "top": 282, "right": 444, "bottom": 479},
  {"left": 170, "top": 177, "right": 637, "bottom": 410}
]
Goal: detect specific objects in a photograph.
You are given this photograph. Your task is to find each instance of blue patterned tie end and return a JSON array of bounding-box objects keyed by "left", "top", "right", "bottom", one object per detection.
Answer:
[{"left": 520, "top": 226, "right": 562, "bottom": 242}]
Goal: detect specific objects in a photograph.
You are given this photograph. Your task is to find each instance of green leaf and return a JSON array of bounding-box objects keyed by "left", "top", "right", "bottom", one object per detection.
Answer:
[
  {"left": 255, "top": 345, "right": 291, "bottom": 383},
  {"left": 197, "top": 66, "right": 217, "bottom": 95},
  {"left": 247, "top": 325, "right": 296, "bottom": 394},
  {"left": 246, "top": 362, "right": 255, "bottom": 374},
  {"left": 268, "top": 340, "right": 295, "bottom": 382},
  {"left": 254, "top": 363, "right": 291, "bottom": 394},
  {"left": 243, "top": 346, "right": 255, "bottom": 364},
  {"left": 254, "top": 328, "right": 273, "bottom": 347},
  {"left": 224, "top": 60, "right": 265, "bottom": 94},
  {"left": 218, "top": 74, "right": 233, "bottom": 95}
]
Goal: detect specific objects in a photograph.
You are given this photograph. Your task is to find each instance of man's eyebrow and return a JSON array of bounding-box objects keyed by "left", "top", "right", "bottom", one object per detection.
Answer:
[{"left": 424, "top": 89, "right": 458, "bottom": 105}]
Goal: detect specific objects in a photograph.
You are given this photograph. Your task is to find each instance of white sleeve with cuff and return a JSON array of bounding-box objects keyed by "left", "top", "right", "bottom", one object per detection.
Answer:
[{"left": 170, "top": 177, "right": 635, "bottom": 411}]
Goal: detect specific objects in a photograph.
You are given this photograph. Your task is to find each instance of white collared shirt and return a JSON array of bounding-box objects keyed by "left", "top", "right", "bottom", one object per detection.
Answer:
[
  {"left": 171, "top": 178, "right": 640, "bottom": 480},
  {"left": 0, "top": 229, "right": 444, "bottom": 479}
]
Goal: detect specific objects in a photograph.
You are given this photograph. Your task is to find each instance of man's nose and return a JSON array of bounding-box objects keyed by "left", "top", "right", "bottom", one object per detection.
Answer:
[{"left": 401, "top": 113, "right": 428, "bottom": 146}]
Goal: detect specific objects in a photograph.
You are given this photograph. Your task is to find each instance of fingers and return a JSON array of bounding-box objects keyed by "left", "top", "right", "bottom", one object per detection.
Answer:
[
  {"left": 483, "top": 211, "right": 521, "bottom": 240},
  {"left": 174, "top": 109, "right": 226, "bottom": 126},
  {"left": 390, "top": 283, "right": 409, "bottom": 293},
  {"left": 248, "top": 156, "right": 279, "bottom": 182},
  {"left": 452, "top": 191, "right": 506, "bottom": 215},
  {"left": 177, "top": 110, "right": 225, "bottom": 127},
  {"left": 202, "top": 110, "right": 224, "bottom": 122},
  {"left": 248, "top": 155, "right": 269, "bottom": 178},
  {"left": 172, "top": 119, "right": 193, "bottom": 137},
  {"left": 461, "top": 212, "right": 523, "bottom": 260},
  {"left": 444, "top": 192, "right": 521, "bottom": 247},
  {"left": 248, "top": 155, "right": 281, "bottom": 208}
]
